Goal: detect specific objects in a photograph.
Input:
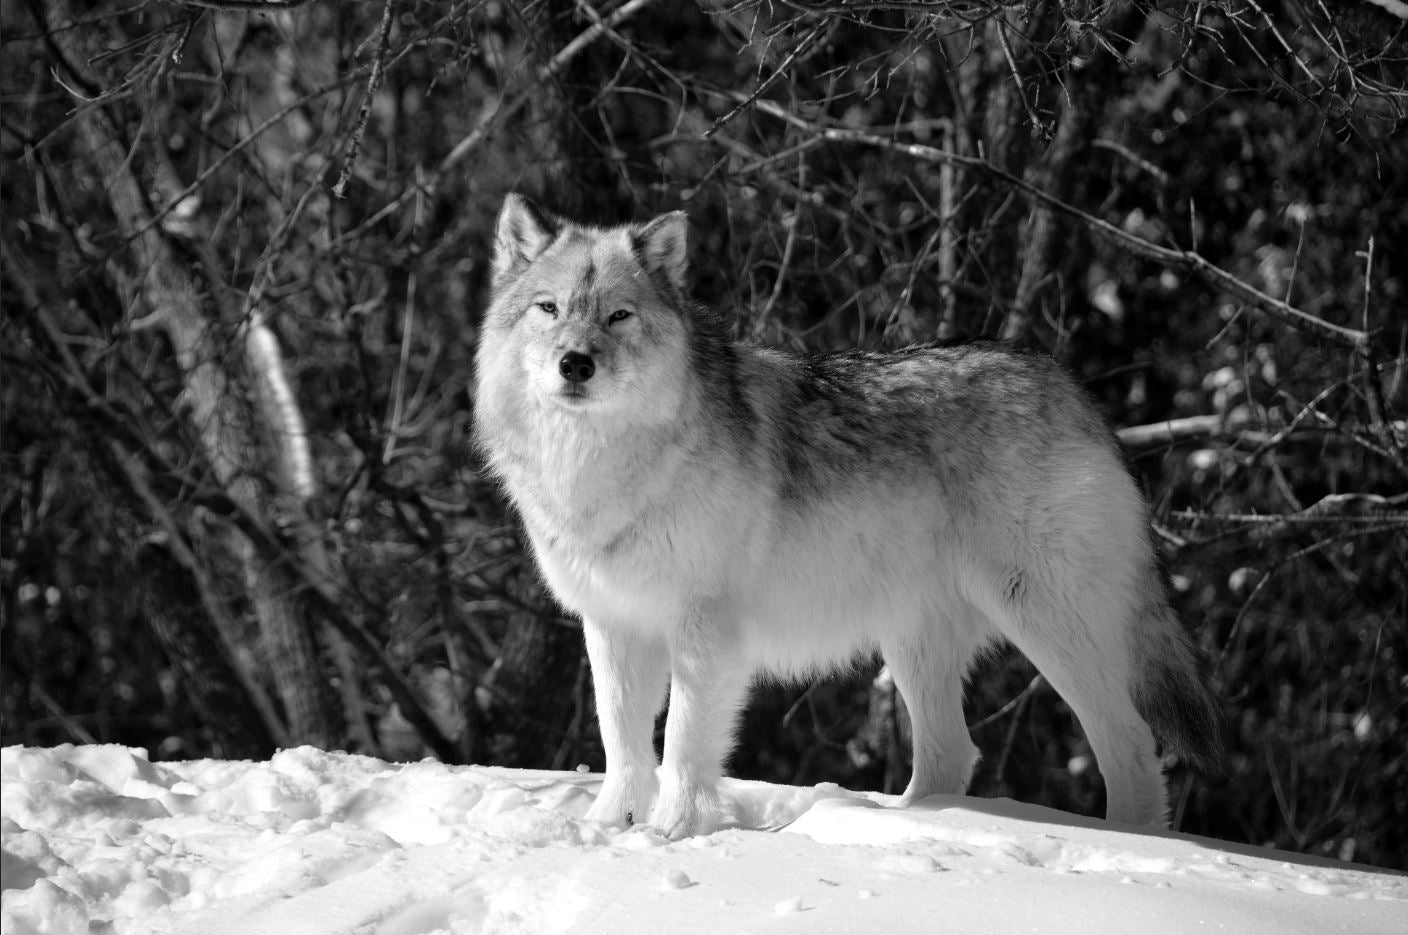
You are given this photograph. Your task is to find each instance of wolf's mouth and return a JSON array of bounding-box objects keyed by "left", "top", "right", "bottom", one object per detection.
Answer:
[{"left": 555, "top": 385, "right": 591, "bottom": 405}]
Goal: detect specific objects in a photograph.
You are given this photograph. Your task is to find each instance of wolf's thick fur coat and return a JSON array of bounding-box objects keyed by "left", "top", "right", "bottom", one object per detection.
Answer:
[{"left": 474, "top": 194, "right": 1222, "bottom": 838}]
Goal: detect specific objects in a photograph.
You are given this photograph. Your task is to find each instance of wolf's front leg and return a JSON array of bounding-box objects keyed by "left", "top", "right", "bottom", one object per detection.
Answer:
[
  {"left": 582, "top": 620, "right": 670, "bottom": 828},
  {"left": 650, "top": 622, "right": 749, "bottom": 839}
]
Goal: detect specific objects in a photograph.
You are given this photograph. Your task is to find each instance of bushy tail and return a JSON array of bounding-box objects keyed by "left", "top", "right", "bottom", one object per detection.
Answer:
[{"left": 1131, "top": 606, "right": 1226, "bottom": 777}]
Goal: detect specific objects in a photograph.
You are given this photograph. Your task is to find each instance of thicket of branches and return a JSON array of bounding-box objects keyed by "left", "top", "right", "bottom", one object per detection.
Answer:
[{"left": 3, "top": 0, "right": 1406, "bottom": 868}]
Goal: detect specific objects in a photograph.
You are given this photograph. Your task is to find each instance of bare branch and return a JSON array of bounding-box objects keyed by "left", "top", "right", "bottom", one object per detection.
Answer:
[
  {"left": 1175, "top": 493, "right": 1408, "bottom": 527},
  {"left": 124, "top": 73, "right": 361, "bottom": 244},
  {"left": 333, "top": 0, "right": 399, "bottom": 199},
  {"left": 703, "top": 18, "right": 829, "bottom": 140},
  {"left": 1091, "top": 138, "right": 1171, "bottom": 185},
  {"left": 735, "top": 95, "right": 1375, "bottom": 350},
  {"left": 1117, "top": 415, "right": 1408, "bottom": 451},
  {"left": 337, "top": 0, "right": 661, "bottom": 244},
  {"left": 993, "top": 14, "right": 1049, "bottom": 142}
]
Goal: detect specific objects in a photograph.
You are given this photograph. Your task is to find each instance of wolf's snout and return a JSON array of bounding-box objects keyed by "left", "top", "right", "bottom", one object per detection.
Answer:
[{"left": 559, "top": 351, "right": 595, "bottom": 384}]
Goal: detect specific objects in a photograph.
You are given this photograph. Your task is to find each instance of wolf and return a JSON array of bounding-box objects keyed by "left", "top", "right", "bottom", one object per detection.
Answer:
[{"left": 473, "top": 193, "right": 1222, "bottom": 839}]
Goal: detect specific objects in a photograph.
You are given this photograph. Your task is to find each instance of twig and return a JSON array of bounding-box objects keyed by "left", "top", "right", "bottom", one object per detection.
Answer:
[
  {"left": 703, "top": 18, "right": 828, "bottom": 140},
  {"left": 968, "top": 673, "right": 1044, "bottom": 732},
  {"left": 994, "top": 15, "right": 1048, "bottom": 141},
  {"left": 937, "top": 119, "right": 958, "bottom": 339},
  {"left": 383, "top": 271, "right": 417, "bottom": 463},
  {"left": 333, "top": 0, "right": 399, "bottom": 198},
  {"left": 1264, "top": 741, "right": 1306, "bottom": 848},
  {"left": 990, "top": 672, "right": 1040, "bottom": 790},
  {"left": 758, "top": 148, "right": 806, "bottom": 324},
  {"left": 1255, "top": 385, "right": 1340, "bottom": 457},
  {"left": 1092, "top": 138, "right": 1170, "bottom": 184},
  {"left": 30, "top": 685, "right": 99, "bottom": 745},
  {"left": 1357, "top": 237, "right": 1408, "bottom": 473}
]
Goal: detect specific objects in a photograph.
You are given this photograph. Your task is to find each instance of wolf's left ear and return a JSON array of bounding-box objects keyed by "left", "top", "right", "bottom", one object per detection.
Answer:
[
  {"left": 492, "top": 193, "right": 557, "bottom": 285},
  {"left": 634, "top": 211, "right": 689, "bottom": 293}
]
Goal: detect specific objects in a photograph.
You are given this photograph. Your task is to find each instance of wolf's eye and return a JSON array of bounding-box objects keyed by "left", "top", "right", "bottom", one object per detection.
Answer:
[
  {"left": 608, "top": 309, "right": 632, "bottom": 324},
  {"left": 536, "top": 301, "right": 558, "bottom": 317}
]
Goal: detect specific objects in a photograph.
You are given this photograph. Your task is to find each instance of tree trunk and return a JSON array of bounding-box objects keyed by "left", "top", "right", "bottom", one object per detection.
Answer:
[
  {"left": 135, "top": 541, "right": 277, "bottom": 760},
  {"left": 1004, "top": 86, "right": 1092, "bottom": 343},
  {"left": 1004, "top": 5, "right": 1150, "bottom": 343},
  {"left": 48, "top": 3, "right": 341, "bottom": 749},
  {"left": 946, "top": 14, "right": 1042, "bottom": 336}
]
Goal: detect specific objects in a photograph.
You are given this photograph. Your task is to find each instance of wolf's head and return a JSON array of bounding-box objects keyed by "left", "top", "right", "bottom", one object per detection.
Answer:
[{"left": 478, "top": 193, "right": 695, "bottom": 425}]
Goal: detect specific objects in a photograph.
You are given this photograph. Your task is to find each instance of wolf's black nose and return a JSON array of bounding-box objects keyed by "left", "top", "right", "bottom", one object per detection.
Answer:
[{"left": 559, "top": 351, "right": 595, "bottom": 383}]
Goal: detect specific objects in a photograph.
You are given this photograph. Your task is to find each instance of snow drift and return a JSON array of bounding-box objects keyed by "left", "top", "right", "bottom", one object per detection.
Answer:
[{"left": 2, "top": 745, "right": 1403, "bottom": 934}]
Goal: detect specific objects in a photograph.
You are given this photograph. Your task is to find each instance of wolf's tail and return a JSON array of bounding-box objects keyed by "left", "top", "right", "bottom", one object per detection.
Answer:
[{"left": 1130, "top": 603, "right": 1225, "bottom": 777}]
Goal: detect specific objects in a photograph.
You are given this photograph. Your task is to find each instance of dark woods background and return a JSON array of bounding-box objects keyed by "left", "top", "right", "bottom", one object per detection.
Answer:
[{"left": 3, "top": 0, "right": 1406, "bottom": 869}]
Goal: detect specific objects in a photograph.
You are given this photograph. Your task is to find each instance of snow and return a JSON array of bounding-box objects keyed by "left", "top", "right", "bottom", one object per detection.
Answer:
[{"left": 2, "top": 745, "right": 1403, "bottom": 934}]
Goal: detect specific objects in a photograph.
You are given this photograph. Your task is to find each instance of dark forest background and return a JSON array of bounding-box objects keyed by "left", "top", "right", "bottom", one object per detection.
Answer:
[{"left": 3, "top": 0, "right": 1406, "bottom": 870}]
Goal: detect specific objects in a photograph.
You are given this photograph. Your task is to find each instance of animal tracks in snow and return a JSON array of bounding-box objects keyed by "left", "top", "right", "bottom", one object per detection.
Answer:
[{"left": 3, "top": 746, "right": 1404, "bottom": 935}]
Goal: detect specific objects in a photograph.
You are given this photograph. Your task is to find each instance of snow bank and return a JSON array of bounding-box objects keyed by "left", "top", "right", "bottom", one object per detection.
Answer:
[{"left": 2, "top": 745, "right": 1403, "bottom": 934}]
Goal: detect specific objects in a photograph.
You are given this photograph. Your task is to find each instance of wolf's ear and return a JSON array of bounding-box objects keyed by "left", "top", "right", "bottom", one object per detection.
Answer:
[
  {"left": 634, "top": 211, "right": 689, "bottom": 293},
  {"left": 492, "top": 194, "right": 557, "bottom": 285}
]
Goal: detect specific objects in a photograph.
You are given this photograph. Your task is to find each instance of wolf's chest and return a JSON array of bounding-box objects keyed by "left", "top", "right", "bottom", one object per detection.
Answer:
[
  {"left": 501, "top": 455, "right": 690, "bottom": 613},
  {"left": 529, "top": 513, "right": 700, "bottom": 626}
]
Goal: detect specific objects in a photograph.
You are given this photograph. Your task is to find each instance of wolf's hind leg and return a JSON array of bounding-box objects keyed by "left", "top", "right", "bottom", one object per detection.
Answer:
[
  {"left": 882, "top": 630, "right": 981, "bottom": 804},
  {"left": 582, "top": 620, "right": 670, "bottom": 828},
  {"left": 999, "top": 607, "right": 1167, "bottom": 826}
]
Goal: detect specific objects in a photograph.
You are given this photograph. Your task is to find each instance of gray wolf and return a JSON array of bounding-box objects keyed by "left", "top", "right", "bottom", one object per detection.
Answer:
[{"left": 474, "top": 193, "right": 1222, "bottom": 839}]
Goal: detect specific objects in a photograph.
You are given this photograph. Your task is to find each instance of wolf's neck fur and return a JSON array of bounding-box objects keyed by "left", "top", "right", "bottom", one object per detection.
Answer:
[{"left": 486, "top": 372, "right": 722, "bottom": 552}]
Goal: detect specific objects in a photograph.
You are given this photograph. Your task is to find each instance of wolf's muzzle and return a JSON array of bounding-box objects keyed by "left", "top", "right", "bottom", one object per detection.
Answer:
[{"left": 559, "top": 351, "right": 595, "bottom": 384}]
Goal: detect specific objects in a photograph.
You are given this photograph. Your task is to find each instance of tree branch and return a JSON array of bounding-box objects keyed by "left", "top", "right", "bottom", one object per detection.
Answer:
[
  {"left": 333, "top": 0, "right": 399, "bottom": 198},
  {"left": 1116, "top": 414, "right": 1408, "bottom": 451},
  {"left": 335, "top": 0, "right": 660, "bottom": 244},
  {"left": 735, "top": 96, "right": 1374, "bottom": 350}
]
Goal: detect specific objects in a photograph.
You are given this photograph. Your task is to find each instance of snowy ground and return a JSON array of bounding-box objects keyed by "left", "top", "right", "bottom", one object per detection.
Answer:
[{"left": 2, "top": 745, "right": 1404, "bottom": 934}]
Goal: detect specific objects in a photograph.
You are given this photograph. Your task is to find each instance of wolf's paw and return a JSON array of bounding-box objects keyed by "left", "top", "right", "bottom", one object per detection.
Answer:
[
  {"left": 646, "top": 782, "right": 733, "bottom": 840},
  {"left": 583, "top": 795, "right": 630, "bottom": 829},
  {"left": 643, "top": 802, "right": 712, "bottom": 840},
  {"left": 584, "top": 769, "right": 657, "bottom": 829}
]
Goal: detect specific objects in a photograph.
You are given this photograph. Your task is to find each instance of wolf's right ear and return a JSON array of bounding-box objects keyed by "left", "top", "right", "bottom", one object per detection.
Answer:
[{"left": 492, "top": 194, "right": 557, "bottom": 285}]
